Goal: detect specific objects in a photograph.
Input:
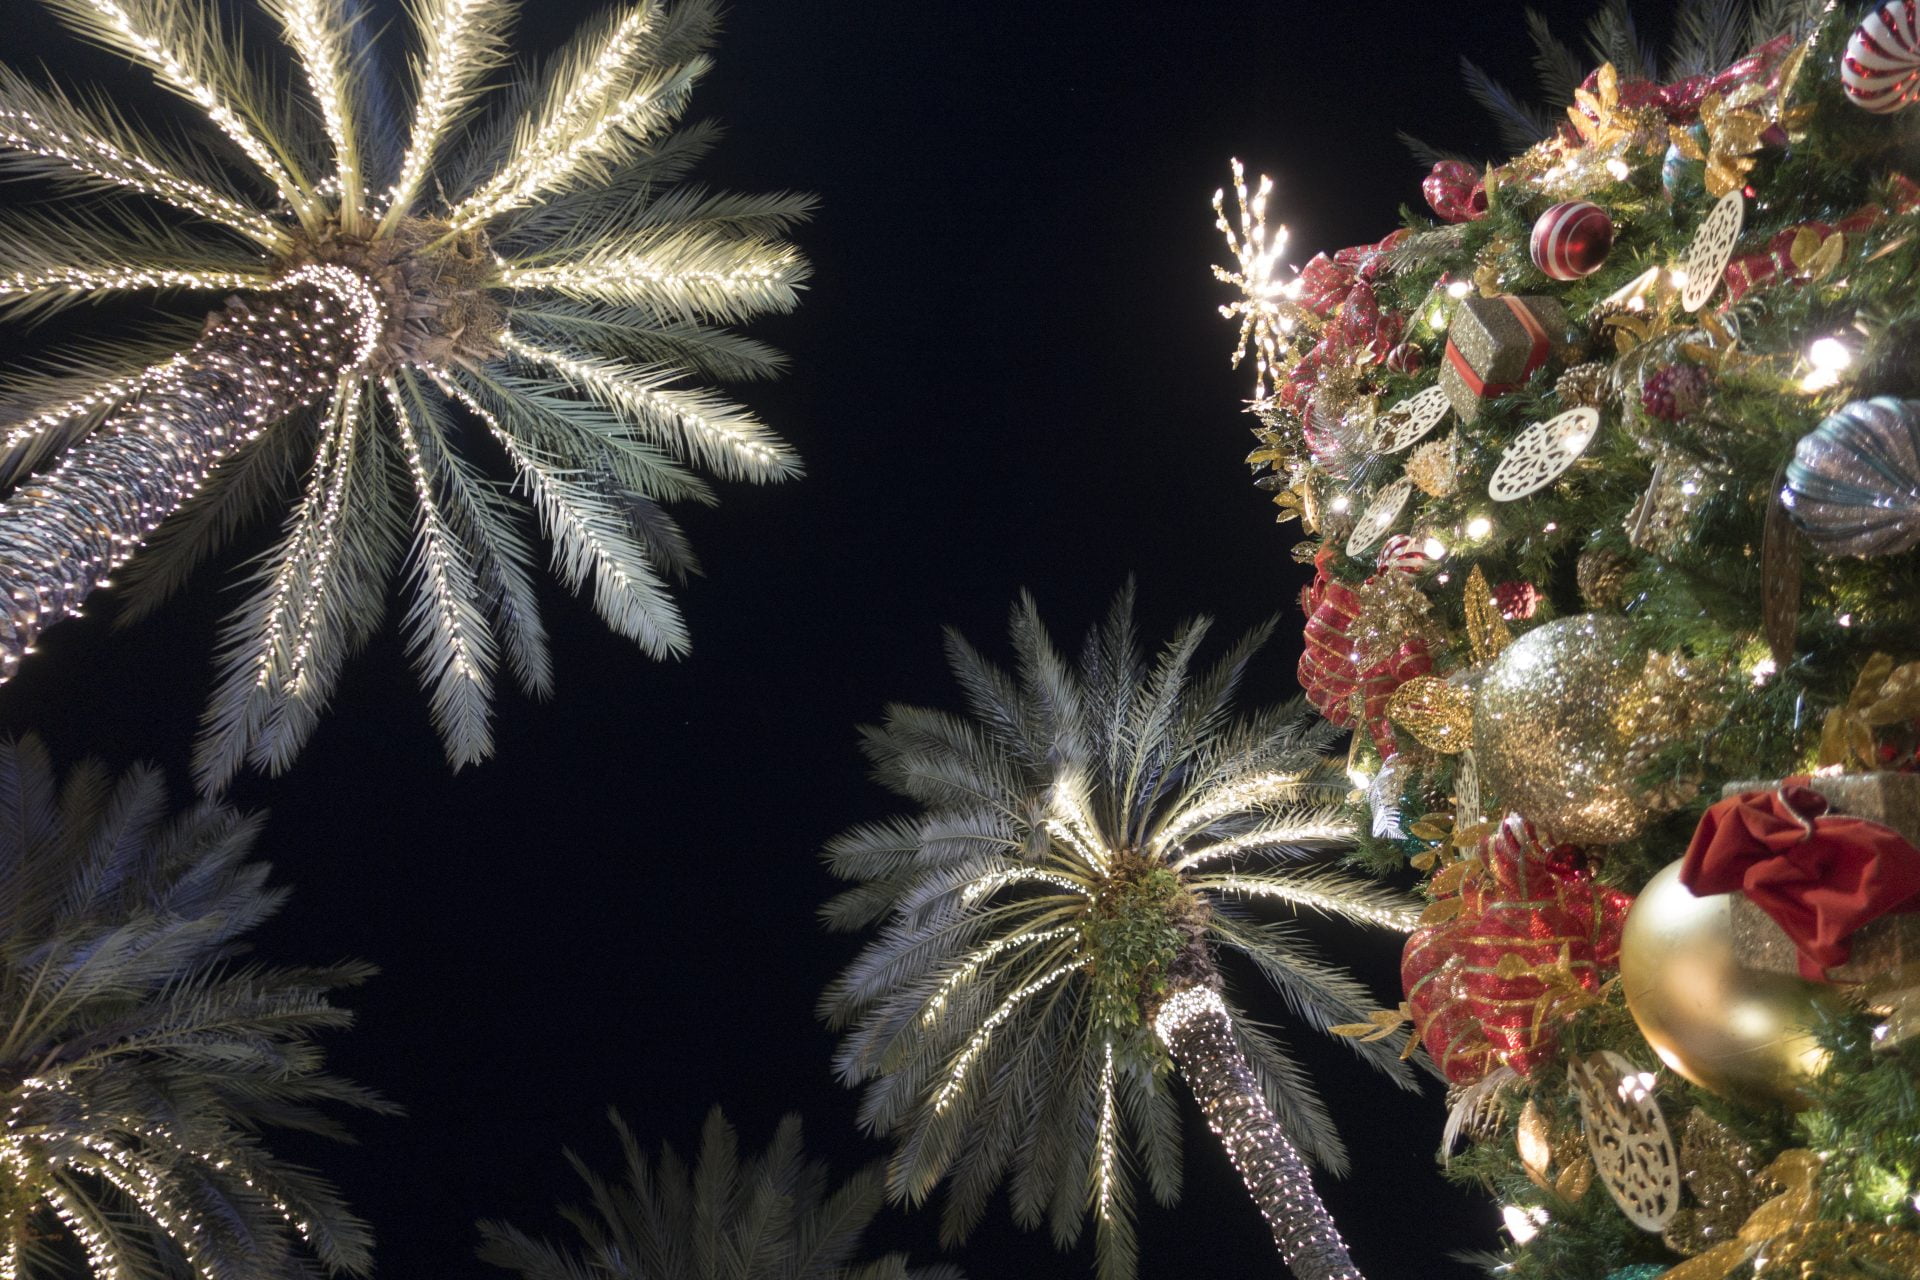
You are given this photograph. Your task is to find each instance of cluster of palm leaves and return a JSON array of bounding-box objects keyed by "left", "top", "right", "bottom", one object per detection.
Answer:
[
  {"left": 818, "top": 590, "right": 1419, "bottom": 1280},
  {"left": 0, "top": 0, "right": 810, "bottom": 791},
  {"left": 0, "top": 734, "right": 386, "bottom": 1279},
  {"left": 479, "top": 1109, "right": 961, "bottom": 1280}
]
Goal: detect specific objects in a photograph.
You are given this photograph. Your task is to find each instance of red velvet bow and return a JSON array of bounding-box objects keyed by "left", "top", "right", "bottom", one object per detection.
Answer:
[{"left": 1681, "top": 782, "right": 1920, "bottom": 980}]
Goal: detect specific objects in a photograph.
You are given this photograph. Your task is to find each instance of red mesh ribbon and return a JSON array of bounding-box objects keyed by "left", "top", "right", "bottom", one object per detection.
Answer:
[
  {"left": 1723, "top": 208, "right": 1889, "bottom": 302},
  {"left": 1681, "top": 781, "right": 1920, "bottom": 980},
  {"left": 1273, "top": 234, "right": 1408, "bottom": 414},
  {"left": 1297, "top": 553, "right": 1431, "bottom": 754},
  {"left": 1422, "top": 161, "right": 1487, "bottom": 224},
  {"left": 1441, "top": 296, "right": 1551, "bottom": 399},
  {"left": 1402, "top": 815, "right": 1632, "bottom": 1084},
  {"left": 1569, "top": 33, "right": 1796, "bottom": 126}
]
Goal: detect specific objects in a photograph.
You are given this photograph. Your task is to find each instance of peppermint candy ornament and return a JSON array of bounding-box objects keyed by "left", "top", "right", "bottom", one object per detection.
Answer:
[
  {"left": 1843, "top": 1, "right": 1920, "bottom": 114},
  {"left": 1376, "top": 534, "right": 1435, "bottom": 575},
  {"left": 1530, "top": 201, "right": 1613, "bottom": 281}
]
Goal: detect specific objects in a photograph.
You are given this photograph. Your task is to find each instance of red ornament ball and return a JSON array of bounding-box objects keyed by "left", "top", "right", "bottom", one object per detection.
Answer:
[
  {"left": 1529, "top": 201, "right": 1613, "bottom": 280},
  {"left": 1491, "top": 580, "right": 1540, "bottom": 621},
  {"left": 1384, "top": 342, "right": 1424, "bottom": 375}
]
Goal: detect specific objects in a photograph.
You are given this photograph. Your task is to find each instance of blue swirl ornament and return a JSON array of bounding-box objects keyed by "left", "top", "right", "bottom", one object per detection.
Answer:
[
  {"left": 1783, "top": 396, "right": 1920, "bottom": 555},
  {"left": 1663, "top": 125, "right": 1707, "bottom": 201},
  {"left": 1605, "top": 1267, "right": 1667, "bottom": 1280}
]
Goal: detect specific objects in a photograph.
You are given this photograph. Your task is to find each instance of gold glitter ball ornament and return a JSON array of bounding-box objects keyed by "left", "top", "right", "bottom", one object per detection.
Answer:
[
  {"left": 1473, "top": 614, "right": 1690, "bottom": 843},
  {"left": 1618, "top": 860, "right": 1844, "bottom": 1107}
]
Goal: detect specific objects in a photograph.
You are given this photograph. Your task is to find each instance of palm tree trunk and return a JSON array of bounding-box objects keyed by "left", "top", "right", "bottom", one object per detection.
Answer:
[
  {"left": 1155, "top": 986, "right": 1364, "bottom": 1280},
  {"left": 0, "top": 267, "right": 378, "bottom": 680}
]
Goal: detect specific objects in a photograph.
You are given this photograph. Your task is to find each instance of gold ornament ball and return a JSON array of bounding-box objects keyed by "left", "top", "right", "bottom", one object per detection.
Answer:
[
  {"left": 1619, "top": 860, "right": 1840, "bottom": 1108},
  {"left": 1474, "top": 614, "right": 1671, "bottom": 843}
]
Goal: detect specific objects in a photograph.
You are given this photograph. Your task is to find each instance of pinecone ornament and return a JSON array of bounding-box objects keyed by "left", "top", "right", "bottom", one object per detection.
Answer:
[
  {"left": 1577, "top": 547, "right": 1633, "bottom": 609},
  {"left": 1640, "top": 363, "right": 1711, "bottom": 422},
  {"left": 1555, "top": 361, "right": 1612, "bottom": 408}
]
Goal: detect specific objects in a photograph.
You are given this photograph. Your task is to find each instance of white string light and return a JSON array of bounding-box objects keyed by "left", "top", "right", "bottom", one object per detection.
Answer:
[
  {"left": 0, "top": 107, "right": 283, "bottom": 246},
  {"left": 1156, "top": 986, "right": 1363, "bottom": 1280}
]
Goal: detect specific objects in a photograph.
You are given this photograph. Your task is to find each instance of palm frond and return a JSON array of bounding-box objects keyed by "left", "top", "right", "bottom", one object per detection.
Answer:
[
  {"left": 1584, "top": 0, "right": 1656, "bottom": 79},
  {"left": 380, "top": 0, "right": 514, "bottom": 228},
  {"left": 499, "top": 330, "right": 801, "bottom": 483},
  {"left": 435, "top": 367, "right": 690, "bottom": 658},
  {"left": 0, "top": 66, "right": 282, "bottom": 247},
  {"left": 1459, "top": 57, "right": 1554, "bottom": 153},
  {"left": 41, "top": 0, "right": 313, "bottom": 216},
  {"left": 385, "top": 377, "right": 498, "bottom": 766},
  {"left": 0, "top": 205, "right": 270, "bottom": 320},
  {"left": 481, "top": 1107, "right": 947, "bottom": 1280},
  {"left": 262, "top": 0, "right": 369, "bottom": 220},
  {"left": 1523, "top": 9, "right": 1586, "bottom": 107}
]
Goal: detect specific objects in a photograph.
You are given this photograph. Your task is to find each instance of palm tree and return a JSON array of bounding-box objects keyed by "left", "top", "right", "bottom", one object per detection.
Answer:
[
  {"left": 818, "top": 588, "right": 1423, "bottom": 1280},
  {"left": 0, "top": 733, "right": 389, "bottom": 1279},
  {"left": 0, "top": 0, "right": 811, "bottom": 789},
  {"left": 478, "top": 1107, "right": 962, "bottom": 1280}
]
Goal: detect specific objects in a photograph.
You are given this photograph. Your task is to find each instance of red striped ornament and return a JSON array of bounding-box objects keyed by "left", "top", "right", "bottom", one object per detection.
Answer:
[
  {"left": 1529, "top": 201, "right": 1613, "bottom": 281},
  {"left": 1844, "top": 1, "right": 1920, "bottom": 113},
  {"left": 1375, "top": 534, "right": 1433, "bottom": 576}
]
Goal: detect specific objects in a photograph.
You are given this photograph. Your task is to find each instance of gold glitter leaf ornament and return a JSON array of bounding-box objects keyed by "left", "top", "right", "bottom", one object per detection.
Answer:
[
  {"left": 1387, "top": 677, "right": 1474, "bottom": 753},
  {"left": 1464, "top": 566, "right": 1511, "bottom": 664}
]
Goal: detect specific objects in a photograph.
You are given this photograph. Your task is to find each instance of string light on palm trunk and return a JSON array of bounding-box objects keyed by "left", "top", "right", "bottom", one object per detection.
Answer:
[
  {"left": 0, "top": 264, "right": 384, "bottom": 678},
  {"left": 1157, "top": 987, "right": 1365, "bottom": 1280}
]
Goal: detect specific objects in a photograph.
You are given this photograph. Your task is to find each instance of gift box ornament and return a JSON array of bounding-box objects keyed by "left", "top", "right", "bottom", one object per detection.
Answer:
[
  {"left": 1439, "top": 294, "right": 1573, "bottom": 422},
  {"left": 1715, "top": 773, "right": 1920, "bottom": 984}
]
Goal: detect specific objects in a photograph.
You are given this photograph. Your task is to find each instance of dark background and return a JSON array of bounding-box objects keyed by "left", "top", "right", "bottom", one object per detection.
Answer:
[{"left": 0, "top": 1, "right": 1638, "bottom": 1275}]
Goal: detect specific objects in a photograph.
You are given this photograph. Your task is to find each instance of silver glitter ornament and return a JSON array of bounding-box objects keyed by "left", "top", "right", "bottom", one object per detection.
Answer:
[{"left": 1782, "top": 396, "right": 1920, "bottom": 556}]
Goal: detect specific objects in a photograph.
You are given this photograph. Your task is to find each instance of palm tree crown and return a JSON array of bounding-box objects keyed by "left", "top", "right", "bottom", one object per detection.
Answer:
[
  {"left": 0, "top": 0, "right": 811, "bottom": 789},
  {"left": 819, "top": 589, "right": 1421, "bottom": 1280},
  {"left": 478, "top": 1107, "right": 962, "bottom": 1280},
  {"left": 0, "top": 734, "right": 389, "bottom": 1280}
]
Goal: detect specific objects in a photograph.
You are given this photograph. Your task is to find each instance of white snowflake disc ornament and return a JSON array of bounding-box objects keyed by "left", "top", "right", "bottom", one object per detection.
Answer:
[
  {"left": 1487, "top": 407, "right": 1601, "bottom": 500},
  {"left": 1682, "top": 189, "right": 1745, "bottom": 313},
  {"left": 1374, "top": 385, "right": 1452, "bottom": 454},
  {"left": 1346, "top": 478, "right": 1414, "bottom": 556}
]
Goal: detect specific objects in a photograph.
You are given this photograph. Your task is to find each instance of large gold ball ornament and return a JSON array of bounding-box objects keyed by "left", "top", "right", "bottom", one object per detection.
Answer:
[
  {"left": 1619, "top": 860, "right": 1841, "bottom": 1107},
  {"left": 1473, "top": 614, "right": 1681, "bottom": 844}
]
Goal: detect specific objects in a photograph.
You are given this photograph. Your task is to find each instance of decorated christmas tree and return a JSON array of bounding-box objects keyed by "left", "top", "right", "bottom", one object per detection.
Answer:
[{"left": 1214, "top": 4, "right": 1920, "bottom": 1277}]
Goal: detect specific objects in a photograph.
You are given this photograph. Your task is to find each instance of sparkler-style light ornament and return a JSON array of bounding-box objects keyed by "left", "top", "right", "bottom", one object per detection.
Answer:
[
  {"left": 821, "top": 588, "right": 1421, "bottom": 1280},
  {"left": 1213, "top": 159, "right": 1306, "bottom": 406},
  {"left": 0, "top": 735, "right": 385, "bottom": 1280},
  {"left": 0, "top": 0, "right": 812, "bottom": 789}
]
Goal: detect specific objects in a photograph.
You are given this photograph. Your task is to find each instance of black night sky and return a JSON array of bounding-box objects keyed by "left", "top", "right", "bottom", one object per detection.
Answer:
[{"left": 0, "top": 1, "right": 1630, "bottom": 1276}]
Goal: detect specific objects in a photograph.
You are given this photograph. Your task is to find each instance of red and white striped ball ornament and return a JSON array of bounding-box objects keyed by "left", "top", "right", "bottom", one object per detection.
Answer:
[
  {"left": 1844, "top": 1, "right": 1920, "bottom": 113},
  {"left": 1529, "top": 201, "right": 1613, "bottom": 280},
  {"left": 1376, "top": 533, "right": 1435, "bottom": 575}
]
